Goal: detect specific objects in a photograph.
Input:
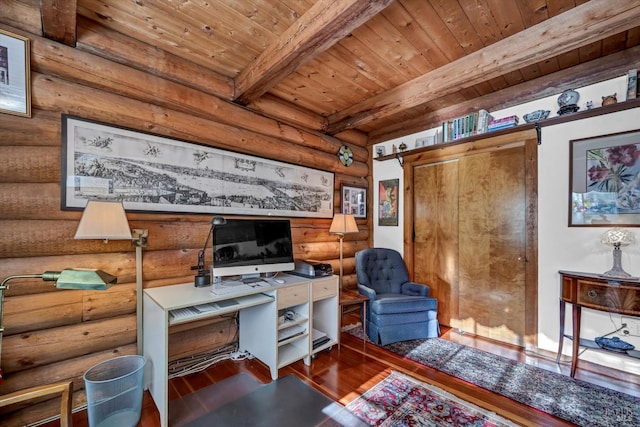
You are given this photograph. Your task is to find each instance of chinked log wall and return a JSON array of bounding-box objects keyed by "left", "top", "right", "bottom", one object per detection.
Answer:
[{"left": 0, "top": 18, "right": 370, "bottom": 426}]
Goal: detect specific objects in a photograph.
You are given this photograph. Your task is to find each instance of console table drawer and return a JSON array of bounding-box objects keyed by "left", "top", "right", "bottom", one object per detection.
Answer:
[
  {"left": 277, "top": 284, "right": 309, "bottom": 309},
  {"left": 312, "top": 279, "right": 337, "bottom": 300},
  {"left": 576, "top": 280, "right": 640, "bottom": 315}
]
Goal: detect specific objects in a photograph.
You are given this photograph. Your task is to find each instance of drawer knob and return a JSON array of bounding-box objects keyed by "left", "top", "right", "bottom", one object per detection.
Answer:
[{"left": 588, "top": 290, "right": 598, "bottom": 299}]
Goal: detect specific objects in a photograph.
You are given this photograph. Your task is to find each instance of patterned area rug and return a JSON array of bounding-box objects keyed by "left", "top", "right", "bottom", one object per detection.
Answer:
[
  {"left": 347, "top": 328, "right": 640, "bottom": 426},
  {"left": 347, "top": 371, "right": 519, "bottom": 426}
]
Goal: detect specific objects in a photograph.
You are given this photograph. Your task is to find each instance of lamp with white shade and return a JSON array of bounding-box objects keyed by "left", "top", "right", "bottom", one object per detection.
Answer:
[
  {"left": 74, "top": 200, "right": 148, "bottom": 354},
  {"left": 329, "top": 214, "right": 358, "bottom": 292},
  {"left": 74, "top": 200, "right": 133, "bottom": 242},
  {"left": 601, "top": 228, "right": 636, "bottom": 279}
]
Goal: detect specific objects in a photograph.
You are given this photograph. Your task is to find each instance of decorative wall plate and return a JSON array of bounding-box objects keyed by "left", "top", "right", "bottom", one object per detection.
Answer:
[{"left": 338, "top": 145, "right": 353, "bottom": 166}]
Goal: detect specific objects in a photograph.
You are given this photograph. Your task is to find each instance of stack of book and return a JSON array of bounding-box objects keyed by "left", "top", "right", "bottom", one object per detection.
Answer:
[
  {"left": 441, "top": 109, "right": 493, "bottom": 143},
  {"left": 312, "top": 328, "right": 330, "bottom": 349},
  {"left": 488, "top": 115, "right": 519, "bottom": 132},
  {"left": 477, "top": 109, "right": 493, "bottom": 135},
  {"left": 278, "top": 324, "right": 306, "bottom": 342}
]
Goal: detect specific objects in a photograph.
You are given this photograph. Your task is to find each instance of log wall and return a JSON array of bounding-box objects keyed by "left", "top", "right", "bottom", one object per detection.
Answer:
[{"left": 0, "top": 14, "right": 370, "bottom": 426}]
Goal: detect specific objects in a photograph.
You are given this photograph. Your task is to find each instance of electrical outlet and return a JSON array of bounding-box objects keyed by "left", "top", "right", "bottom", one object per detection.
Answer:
[{"left": 621, "top": 316, "right": 640, "bottom": 336}]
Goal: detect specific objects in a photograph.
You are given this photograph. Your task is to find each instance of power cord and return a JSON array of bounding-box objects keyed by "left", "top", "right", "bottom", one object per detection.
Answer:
[
  {"left": 168, "top": 344, "right": 238, "bottom": 379},
  {"left": 168, "top": 313, "right": 252, "bottom": 379},
  {"left": 230, "top": 350, "right": 251, "bottom": 361},
  {"left": 601, "top": 321, "right": 628, "bottom": 339}
]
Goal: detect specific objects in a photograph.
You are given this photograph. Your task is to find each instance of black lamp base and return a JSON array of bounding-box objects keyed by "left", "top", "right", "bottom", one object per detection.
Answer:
[{"left": 194, "top": 271, "right": 211, "bottom": 287}]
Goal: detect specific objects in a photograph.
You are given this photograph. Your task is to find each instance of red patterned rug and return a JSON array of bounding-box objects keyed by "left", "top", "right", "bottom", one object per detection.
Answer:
[{"left": 346, "top": 371, "right": 519, "bottom": 427}]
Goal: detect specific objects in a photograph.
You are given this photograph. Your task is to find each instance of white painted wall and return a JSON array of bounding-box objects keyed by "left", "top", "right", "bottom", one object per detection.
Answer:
[{"left": 373, "top": 76, "right": 640, "bottom": 374}]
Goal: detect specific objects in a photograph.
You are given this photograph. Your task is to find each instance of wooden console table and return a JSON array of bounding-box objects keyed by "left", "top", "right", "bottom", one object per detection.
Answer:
[{"left": 557, "top": 270, "right": 640, "bottom": 377}]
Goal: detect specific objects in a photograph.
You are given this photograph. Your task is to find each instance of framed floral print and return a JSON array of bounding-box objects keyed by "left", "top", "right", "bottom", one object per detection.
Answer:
[{"left": 570, "top": 129, "right": 640, "bottom": 226}]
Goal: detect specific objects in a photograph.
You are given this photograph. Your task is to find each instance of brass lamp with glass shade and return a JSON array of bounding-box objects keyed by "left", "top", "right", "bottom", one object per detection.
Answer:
[
  {"left": 0, "top": 269, "right": 117, "bottom": 378},
  {"left": 74, "top": 200, "right": 148, "bottom": 354},
  {"left": 601, "top": 228, "right": 637, "bottom": 279},
  {"left": 329, "top": 214, "right": 359, "bottom": 293}
]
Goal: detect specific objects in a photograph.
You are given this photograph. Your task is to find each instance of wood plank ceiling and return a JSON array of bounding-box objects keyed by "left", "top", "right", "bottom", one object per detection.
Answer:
[{"left": 38, "top": 0, "right": 640, "bottom": 145}]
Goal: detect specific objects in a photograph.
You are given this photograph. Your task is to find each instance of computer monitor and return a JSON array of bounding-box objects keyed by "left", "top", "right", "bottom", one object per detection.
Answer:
[{"left": 211, "top": 218, "right": 295, "bottom": 280}]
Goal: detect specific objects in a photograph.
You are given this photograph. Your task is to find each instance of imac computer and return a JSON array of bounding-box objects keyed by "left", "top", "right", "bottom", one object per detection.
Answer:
[{"left": 211, "top": 218, "right": 295, "bottom": 281}]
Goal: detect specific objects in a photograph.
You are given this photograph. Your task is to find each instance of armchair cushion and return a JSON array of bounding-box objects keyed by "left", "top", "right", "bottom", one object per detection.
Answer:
[
  {"left": 401, "top": 281, "right": 431, "bottom": 297},
  {"left": 370, "top": 294, "right": 437, "bottom": 314}
]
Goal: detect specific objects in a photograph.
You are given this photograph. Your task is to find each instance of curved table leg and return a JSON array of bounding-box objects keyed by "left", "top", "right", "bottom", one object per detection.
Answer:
[
  {"left": 556, "top": 299, "right": 566, "bottom": 363},
  {"left": 570, "top": 304, "right": 582, "bottom": 378}
]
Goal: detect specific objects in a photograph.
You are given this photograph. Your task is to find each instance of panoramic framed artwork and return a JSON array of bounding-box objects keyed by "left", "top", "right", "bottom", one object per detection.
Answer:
[
  {"left": 0, "top": 28, "right": 31, "bottom": 117},
  {"left": 61, "top": 115, "right": 335, "bottom": 218},
  {"left": 569, "top": 129, "right": 640, "bottom": 226},
  {"left": 341, "top": 184, "right": 366, "bottom": 218},
  {"left": 378, "top": 179, "right": 399, "bottom": 226}
]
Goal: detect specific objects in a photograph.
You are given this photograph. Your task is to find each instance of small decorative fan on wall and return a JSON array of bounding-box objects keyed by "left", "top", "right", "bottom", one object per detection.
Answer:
[{"left": 338, "top": 145, "right": 353, "bottom": 166}]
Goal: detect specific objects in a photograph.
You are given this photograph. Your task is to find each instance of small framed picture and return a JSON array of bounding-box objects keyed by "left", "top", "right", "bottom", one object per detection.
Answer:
[
  {"left": 379, "top": 179, "right": 399, "bottom": 226},
  {"left": 341, "top": 184, "right": 367, "bottom": 218},
  {"left": 0, "top": 28, "right": 31, "bottom": 117}
]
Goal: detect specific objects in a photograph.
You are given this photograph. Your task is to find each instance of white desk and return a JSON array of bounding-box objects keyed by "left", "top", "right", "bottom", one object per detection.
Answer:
[{"left": 143, "top": 273, "right": 338, "bottom": 427}]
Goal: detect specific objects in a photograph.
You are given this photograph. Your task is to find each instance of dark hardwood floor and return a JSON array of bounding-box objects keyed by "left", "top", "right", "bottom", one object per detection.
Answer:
[{"left": 56, "top": 314, "right": 640, "bottom": 427}]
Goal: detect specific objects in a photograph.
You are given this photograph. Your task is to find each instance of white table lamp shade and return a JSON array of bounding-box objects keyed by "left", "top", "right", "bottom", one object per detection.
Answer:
[
  {"left": 75, "top": 200, "right": 133, "bottom": 240},
  {"left": 330, "top": 214, "right": 358, "bottom": 235}
]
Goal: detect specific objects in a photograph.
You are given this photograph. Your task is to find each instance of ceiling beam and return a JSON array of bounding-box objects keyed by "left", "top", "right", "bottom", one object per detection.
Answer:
[
  {"left": 368, "top": 44, "right": 640, "bottom": 144},
  {"left": 326, "top": 0, "right": 640, "bottom": 134},
  {"left": 41, "top": 0, "right": 77, "bottom": 46},
  {"left": 233, "top": 0, "right": 394, "bottom": 105}
]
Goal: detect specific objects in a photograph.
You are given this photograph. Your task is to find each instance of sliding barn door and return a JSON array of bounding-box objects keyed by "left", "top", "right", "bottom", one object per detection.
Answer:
[
  {"left": 413, "top": 159, "right": 459, "bottom": 328},
  {"left": 412, "top": 145, "right": 527, "bottom": 346}
]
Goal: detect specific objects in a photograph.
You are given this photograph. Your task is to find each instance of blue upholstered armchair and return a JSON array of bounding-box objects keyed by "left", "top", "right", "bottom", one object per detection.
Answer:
[{"left": 355, "top": 248, "right": 439, "bottom": 345}]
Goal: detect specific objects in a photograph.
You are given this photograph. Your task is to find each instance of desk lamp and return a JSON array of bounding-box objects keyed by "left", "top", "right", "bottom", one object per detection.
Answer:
[
  {"left": 192, "top": 215, "right": 226, "bottom": 287},
  {"left": 74, "top": 200, "right": 148, "bottom": 354},
  {"left": 329, "top": 214, "right": 358, "bottom": 292},
  {"left": 601, "top": 228, "right": 636, "bottom": 278},
  {"left": 0, "top": 269, "right": 117, "bottom": 380}
]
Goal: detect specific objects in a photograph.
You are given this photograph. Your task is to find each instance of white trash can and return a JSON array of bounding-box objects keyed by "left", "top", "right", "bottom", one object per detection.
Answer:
[{"left": 83, "top": 355, "right": 146, "bottom": 427}]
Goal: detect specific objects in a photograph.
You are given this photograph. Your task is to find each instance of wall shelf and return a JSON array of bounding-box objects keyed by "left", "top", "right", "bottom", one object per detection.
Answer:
[{"left": 375, "top": 97, "right": 640, "bottom": 162}]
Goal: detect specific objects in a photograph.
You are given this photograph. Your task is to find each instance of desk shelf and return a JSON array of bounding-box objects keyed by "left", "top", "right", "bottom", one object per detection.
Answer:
[
  {"left": 278, "top": 313, "right": 307, "bottom": 330},
  {"left": 277, "top": 340, "right": 310, "bottom": 369},
  {"left": 168, "top": 293, "right": 274, "bottom": 326},
  {"left": 309, "top": 277, "right": 339, "bottom": 358}
]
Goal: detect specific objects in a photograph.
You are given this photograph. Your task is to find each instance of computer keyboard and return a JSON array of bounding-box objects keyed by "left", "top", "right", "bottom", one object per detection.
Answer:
[
  {"left": 210, "top": 280, "right": 273, "bottom": 295},
  {"left": 210, "top": 283, "right": 253, "bottom": 295},
  {"left": 170, "top": 306, "right": 199, "bottom": 321}
]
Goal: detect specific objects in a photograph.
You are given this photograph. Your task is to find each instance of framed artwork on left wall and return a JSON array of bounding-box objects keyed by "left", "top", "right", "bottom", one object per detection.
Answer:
[
  {"left": 0, "top": 28, "right": 31, "bottom": 117},
  {"left": 341, "top": 184, "right": 367, "bottom": 218},
  {"left": 61, "top": 115, "right": 335, "bottom": 217}
]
